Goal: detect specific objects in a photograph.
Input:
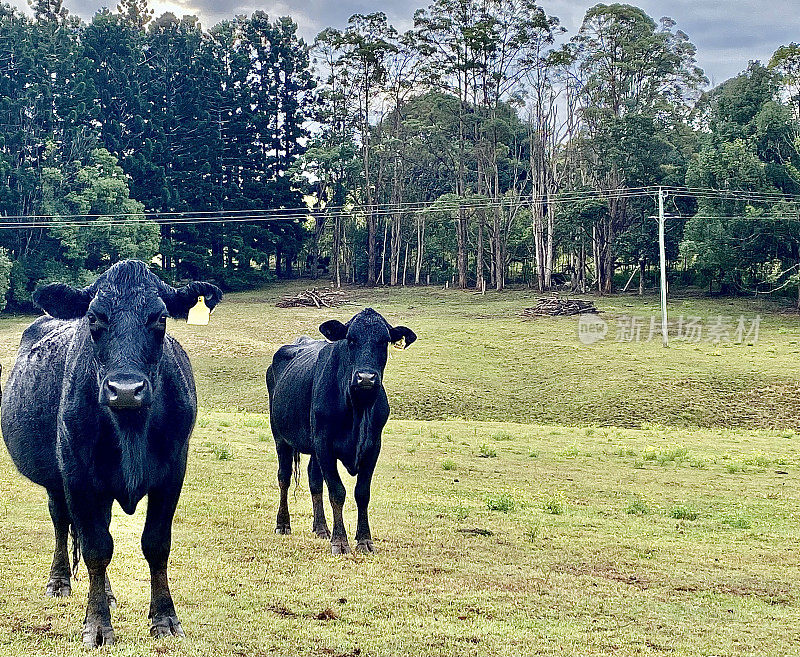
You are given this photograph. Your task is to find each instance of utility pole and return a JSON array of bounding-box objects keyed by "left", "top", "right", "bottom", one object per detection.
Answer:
[{"left": 658, "top": 187, "right": 669, "bottom": 347}]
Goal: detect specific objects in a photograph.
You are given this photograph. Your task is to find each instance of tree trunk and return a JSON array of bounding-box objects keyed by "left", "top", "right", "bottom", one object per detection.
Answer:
[
  {"left": 402, "top": 242, "right": 409, "bottom": 286},
  {"left": 390, "top": 211, "right": 401, "bottom": 286},
  {"left": 415, "top": 214, "right": 425, "bottom": 285},
  {"left": 378, "top": 220, "right": 388, "bottom": 285},
  {"left": 311, "top": 210, "right": 325, "bottom": 280},
  {"left": 476, "top": 213, "right": 485, "bottom": 291},
  {"left": 544, "top": 196, "right": 554, "bottom": 289},
  {"left": 457, "top": 208, "right": 468, "bottom": 289},
  {"left": 493, "top": 205, "right": 503, "bottom": 291},
  {"left": 639, "top": 257, "right": 646, "bottom": 295},
  {"left": 332, "top": 214, "right": 342, "bottom": 288}
]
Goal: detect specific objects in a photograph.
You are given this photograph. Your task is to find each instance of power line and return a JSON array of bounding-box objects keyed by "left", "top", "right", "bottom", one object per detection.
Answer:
[{"left": 0, "top": 185, "right": 797, "bottom": 230}]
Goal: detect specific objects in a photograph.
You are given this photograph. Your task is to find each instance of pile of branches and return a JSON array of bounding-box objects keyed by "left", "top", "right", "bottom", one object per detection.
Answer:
[
  {"left": 276, "top": 288, "right": 347, "bottom": 309},
  {"left": 522, "top": 297, "right": 598, "bottom": 317}
]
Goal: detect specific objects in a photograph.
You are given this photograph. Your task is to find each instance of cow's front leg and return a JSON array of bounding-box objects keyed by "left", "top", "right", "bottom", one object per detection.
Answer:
[
  {"left": 308, "top": 455, "right": 330, "bottom": 539},
  {"left": 142, "top": 485, "right": 185, "bottom": 639},
  {"left": 318, "top": 451, "right": 350, "bottom": 555},
  {"left": 68, "top": 491, "right": 115, "bottom": 648},
  {"left": 354, "top": 449, "right": 378, "bottom": 554},
  {"left": 45, "top": 490, "right": 72, "bottom": 598}
]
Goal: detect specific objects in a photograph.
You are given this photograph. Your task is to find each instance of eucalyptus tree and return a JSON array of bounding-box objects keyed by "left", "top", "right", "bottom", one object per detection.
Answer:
[
  {"left": 573, "top": 3, "right": 705, "bottom": 293},
  {"left": 769, "top": 43, "right": 800, "bottom": 122},
  {"left": 414, "top": 0, "right": 483, "bottom": 288}
]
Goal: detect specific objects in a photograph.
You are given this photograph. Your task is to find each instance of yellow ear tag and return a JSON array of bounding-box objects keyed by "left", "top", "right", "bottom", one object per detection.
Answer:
[
  {"left": 392, "top": 336, "right": 406, "bottom": 350},
  {"left": 187, "top": 295, "right": 210, "bottom": 326}
]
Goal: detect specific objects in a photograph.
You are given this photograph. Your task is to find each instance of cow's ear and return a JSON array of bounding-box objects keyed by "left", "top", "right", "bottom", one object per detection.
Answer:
[
  {"left": 320, "top": 320, "right": 348, "bottom": 341},
  {"left": 389, "top": 326, "right": 417, "bottom": 348},
  {"left": 160, "top": 281, "right": 223, "bottom": 319},
  {"left": 32, "top": 283, "right": 93, "bottom": 319}
]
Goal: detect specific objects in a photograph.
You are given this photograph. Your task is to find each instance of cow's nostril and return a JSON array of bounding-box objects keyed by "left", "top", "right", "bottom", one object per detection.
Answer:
[
  {"left": 356, "top": 372, "right": 377, "bottom": 388},
  {"left": 104, "top": 378, "right": 148, "bottom": 409}
]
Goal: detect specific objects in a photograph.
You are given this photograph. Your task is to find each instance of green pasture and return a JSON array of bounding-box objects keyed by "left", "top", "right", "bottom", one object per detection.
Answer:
[{"left": 0, "top": 285, "right": 798, "bottom": 656}]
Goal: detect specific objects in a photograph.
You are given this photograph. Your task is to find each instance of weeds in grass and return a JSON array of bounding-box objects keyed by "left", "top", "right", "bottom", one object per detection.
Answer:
[
  {"left": 723, "top": 514, "right": 752, "bottom": 529},
  {"left": 197, "top": 417, "right": 210, "bottom": 428},
  {"left": 524, "top": 524, "right": 540, "bottom": 542},
  {"left": 626, "top": 497, "right": 650, "bottom": 516},
  {"left": 407, "top": 443, "right": 418, "bottom": 454},
  {"left": 486, "top": 493, "right": 518, "bottom": 513},
  {"left": 478, "top": 443, "right": 497, "bottom": 458},
  {"left": 726, "top": 462, "right": 746, "bottom": 474},
  {"left": 559, "top": 444, "right": 579, "bottom": 458},
  {"left": 529, "top": 450, "right": 539, "bottom": 458},
  {"left": 258, "top": 432, "right": 270, "bottom": 442},
  {"left": 658, "top": 446, "right": 689, "bottom": 465},
  {"left": 455, "top": 501, "right": 469, "bottom": 521},
  {"left": 690, "top": 457, "right": 707, "bottom": 469},
  {"left": 211, "top": 444, "right": 233, "bottom": 460},
  {"left": 442, "top": 459, "right": 457, "bottom": 471},
  {"left": 542, "top": 495, "right": 565, "bottom": 515},
  {"left": 492, "top": 430, "right": 514, "bottom": 441},
  {"left": 745, "top": 451, "right": 771, "bottom": 469},
  {"left": 669, "top": 505, "right": 699, "bottom": 521},
  {"left": 633, "top": 458, "right": 645, "bottom": 469},
  {"left": 219, "top": 420, "right": 232, "bottom": 428},
  {"left": 643, "top": 447, "right": 658, "bottom": 461}
]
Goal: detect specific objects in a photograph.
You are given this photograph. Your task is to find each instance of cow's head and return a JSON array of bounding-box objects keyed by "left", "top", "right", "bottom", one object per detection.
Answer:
[
  {"left": 33, "top": 260, "right": 222, "bottom": 412},
  {"left": 319, "top": 309, "right": 416, "bottom": 401}
]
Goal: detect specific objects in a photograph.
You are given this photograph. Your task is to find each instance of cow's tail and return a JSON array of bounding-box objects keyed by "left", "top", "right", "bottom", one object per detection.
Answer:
[
  {"left": 292, "top": 450, "right": 301, "bottom": 487},
  {"left": 70, "top": 523, "right": 81, "bottom": 577}
]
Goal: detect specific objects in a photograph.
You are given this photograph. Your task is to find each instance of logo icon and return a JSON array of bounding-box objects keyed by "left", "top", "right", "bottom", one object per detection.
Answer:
[{"left": 578, "top": 314, "right": 608, "bottom": 345}]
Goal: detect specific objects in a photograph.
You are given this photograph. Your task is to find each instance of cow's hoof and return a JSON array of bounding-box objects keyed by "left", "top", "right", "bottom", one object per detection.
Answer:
[
  {"left": 150, "top": 615, "right": 185, "bottom": 639},
  {"left": 313, "top": 526, "right": 331, "bottom": 540},
  {"left": 275, "top": 523, "right": 292, "bottom": 535},
  {"left": 331, "top": 539, "right": 351, "bottom": 555},
  {"left": 82, "top": 621, "right": 115, "bottom": 648},
  {"left": 45, "top": 577, "right": 71, "bottom": 598},
  {"left": 355, "top": 539, "right": 375, "bottom": 554}
]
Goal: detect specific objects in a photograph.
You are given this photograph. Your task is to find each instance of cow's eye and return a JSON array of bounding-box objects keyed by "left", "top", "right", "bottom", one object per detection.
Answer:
[
  {"left": 87, "top": 312, "right": 107, "bottom": 334},
  {"left": 148, "top": 313, "right": 168, "bottom": 330}
]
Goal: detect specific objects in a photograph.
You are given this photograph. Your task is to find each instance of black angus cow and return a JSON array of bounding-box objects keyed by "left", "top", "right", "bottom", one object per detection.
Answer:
[
  {"left": 1, "top": 260, "right": 221, "bottom": 647},
  {"left": 267, "top": 308, "right": 416, "bottom": 554}
]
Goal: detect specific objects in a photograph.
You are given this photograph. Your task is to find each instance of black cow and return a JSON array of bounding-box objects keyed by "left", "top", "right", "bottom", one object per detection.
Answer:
[
  {"left": 266, "top": 308, "right": 416, "bottom": 554},
  {"left": 1, "top": 260, "right": 222, "bottom": 647}
]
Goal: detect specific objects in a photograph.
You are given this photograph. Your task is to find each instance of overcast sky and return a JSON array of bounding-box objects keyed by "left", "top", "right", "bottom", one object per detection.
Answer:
[{"left": 9, "top": 0, "right": 799, "bottom": 86}]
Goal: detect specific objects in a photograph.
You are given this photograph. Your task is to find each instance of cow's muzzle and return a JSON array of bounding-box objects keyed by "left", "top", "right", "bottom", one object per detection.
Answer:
[
  {"left": 100, "top": 374, "right": 152, "bottom": 410},
  {"left": 354, "top": 371, "right": 379, "bottom": 391}
]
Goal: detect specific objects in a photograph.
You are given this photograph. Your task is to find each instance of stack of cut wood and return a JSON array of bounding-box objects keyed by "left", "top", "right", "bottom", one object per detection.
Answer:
[
  {"left": 276, "top": 288, "right": 347, "bottom": 309},
  {"left": 522, "top": 297, "right": 598, "bottom": 317}
]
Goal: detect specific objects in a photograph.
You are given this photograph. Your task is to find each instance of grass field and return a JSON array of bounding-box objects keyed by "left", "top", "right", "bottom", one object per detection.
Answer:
[{"left": 0, "top": 284, "right": 798, "bottom": 656}]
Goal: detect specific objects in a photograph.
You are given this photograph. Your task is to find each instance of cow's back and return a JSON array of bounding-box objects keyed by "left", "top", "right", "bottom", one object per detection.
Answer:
[
  {"left": 267, "top": 337, "right": 327, "bottom": 452},
  {"left": 2, "top": 316, "right": 75, "bottom": 489}
]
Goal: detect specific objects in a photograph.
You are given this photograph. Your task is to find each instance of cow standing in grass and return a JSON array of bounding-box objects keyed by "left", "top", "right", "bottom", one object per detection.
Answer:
[
  {"left": 1, "top": 260, "right": 222, "bottom": 647},
  {"left": 267, "top": 309, "right": 416, "bottom": 554}
]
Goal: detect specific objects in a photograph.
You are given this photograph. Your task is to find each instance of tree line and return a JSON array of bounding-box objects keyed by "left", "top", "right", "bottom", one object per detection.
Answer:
[{"left": 1, "top": 0, "right": 799, "bottom": 309}]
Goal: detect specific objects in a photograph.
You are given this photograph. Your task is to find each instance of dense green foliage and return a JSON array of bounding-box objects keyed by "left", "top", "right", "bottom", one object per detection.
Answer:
[
  {"left": 0, "top": 0, "right": 798, "bottom": 306},
  {"left": 0, "top": 0, "right": 313, "bottom": 306}
]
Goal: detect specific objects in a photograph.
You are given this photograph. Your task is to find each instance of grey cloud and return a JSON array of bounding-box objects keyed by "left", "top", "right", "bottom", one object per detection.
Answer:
[{"left": 6, "top": 0, "right": 798, "bottom": 84}]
